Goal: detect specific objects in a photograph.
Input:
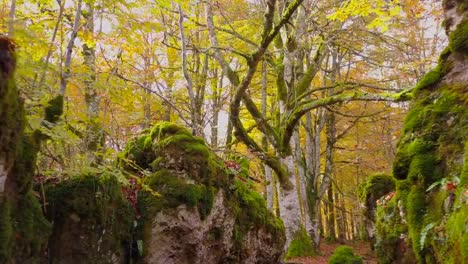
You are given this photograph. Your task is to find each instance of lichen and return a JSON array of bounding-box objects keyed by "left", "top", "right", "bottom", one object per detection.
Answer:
[{"left": 327, "top": 245, "right": 363, "bottom": 264}]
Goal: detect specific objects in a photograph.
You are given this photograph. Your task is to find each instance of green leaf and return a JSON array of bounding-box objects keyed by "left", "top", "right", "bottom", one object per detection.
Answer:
[{"left": 420, "top": 223, "right": 435, "bottom": 251}]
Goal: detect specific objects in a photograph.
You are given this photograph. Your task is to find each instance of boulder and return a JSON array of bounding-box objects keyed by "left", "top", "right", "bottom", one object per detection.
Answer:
[{"left": 123, "top": 122, "right": 285, "bottom": 264}]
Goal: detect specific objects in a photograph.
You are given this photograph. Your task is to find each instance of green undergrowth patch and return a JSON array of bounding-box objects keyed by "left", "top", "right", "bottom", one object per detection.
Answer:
[
  {"left": 328, "top": 245, "right": 363, "bottom": 264},
  {"left": 285, "top": 226, "right": 314, "bottom": 259}
]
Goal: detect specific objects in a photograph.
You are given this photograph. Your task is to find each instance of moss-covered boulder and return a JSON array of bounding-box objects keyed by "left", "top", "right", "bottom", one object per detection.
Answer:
[
  {"left": 327, "top": 246, "right": 363, "bottom": 264},
  {"left": 122, "top": 122, "right": 285, "bottom": 264},
  {"left": 375, "top": 1, "right": 468, "bottom": 263},
  {"left": 45, "top": 174, "right": 134, "bottom": 264}
]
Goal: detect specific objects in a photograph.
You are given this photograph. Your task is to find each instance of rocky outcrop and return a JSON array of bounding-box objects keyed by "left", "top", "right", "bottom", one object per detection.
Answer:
[
  {"left": 374, "top": 1, "right": 468, "bottom": 263},
  {"left": 125, "top": 122, "right": 285, "bottom": 264}
]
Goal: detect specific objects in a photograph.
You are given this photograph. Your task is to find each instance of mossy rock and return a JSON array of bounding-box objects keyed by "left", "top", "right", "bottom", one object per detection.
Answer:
[
  {"left": 328, "top": 246, "right": 363, "bottom": 264},
  {"left": 449, "top": 18, "right": 468, "bottom": 53},
  {"left": 358, "top": 173, "right": 395, "bottom": 203},
  {"left": 46, "top": 174, "right": 134, "bottom": 264},
  {"left": 120, "top": 122, "right": 227, "bottom": 187},
  {"left": 124, "top": 122, "right": 285, "bottom": 261}
]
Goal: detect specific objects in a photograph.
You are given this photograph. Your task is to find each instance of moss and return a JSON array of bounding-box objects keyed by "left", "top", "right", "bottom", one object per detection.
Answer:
[
  {"left": 402, "top": 104, "right": 426, "bottom": 133},
  {"left": 444, "top": 188, "right": 468, "bottom": 262},
  {"left": 139, "top": 169, "right": 215, "bottom": 220},
  {"left": 414, "top": 65, "right": 442, "bottom": 92},
  {"left": 285, "top": 226, "right": 315, "bottom": 259},
  {"left": 408, "top": 153, "right": 440, "bottom": 184},
  {"left": 15, "top": 136, "right": 38, "bottom": 192},
  {"left": 449, "top": 18, "right": 468, "bottom": 53},
  {"left": 0, "top": 198, "right": 13, "bottom": 262},
  {"left": 149, "top": 121, "right": 193, "bottom": 138},
  {"left": 426, "top": 190, "right": 448, "bottom": 223},
  {"left": 233, "top": 179, "right": 284, "bottom": 233},
  {"left": 406, "top": 186, "right": 426, "bottom": 261},
  {"left": 14, "top": 191, "right": 51, "bottom": 257},
  {"left": 328, "top": 245, "right": 363, "bottom": 264},
  {"left": 46, "top": 174, "right": 134, "bottom": 263},
  {"left": 358, "top": 173, "right": 395, "bottom": 202},
  {"left": 462, "top": 140, "right": 468, "bottom": 185},
  {"left": 121, "top": 122, "right": 227, "bottom": 187},
  {"left": 46, "top": 173, "right": 133, "bottom": 241},
  {"left": 44, "top": 95, "right": 64, "bottom": 123},
  {"left": 374, "top": 197, "right": 408, "bottom": 263},
  {"left": 457, "top": 0, "right": 468, "bottom": 13},
  {"left": 228, "top": 179, "right": 285, "bottom": 255},
  {"left": 393, "top": 149, "right": 411, "bottom": 180}
]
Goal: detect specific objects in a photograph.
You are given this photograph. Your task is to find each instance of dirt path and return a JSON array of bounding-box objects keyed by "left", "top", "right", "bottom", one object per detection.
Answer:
[{"left": 287, "top": 241, "right": 377, "bottom": 264}]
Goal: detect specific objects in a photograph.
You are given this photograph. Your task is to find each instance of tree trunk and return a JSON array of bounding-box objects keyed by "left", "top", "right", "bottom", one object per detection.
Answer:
[
  {"left": 82, "top": 2, "right": 104, "bottom": 164},
  {"left": 305, "top": 110, "right": 325, "bottom": 250},
  {"left": 7, "top": 0, "right": 16, "bottom": 36},
  {"left": 294, "top": 129, "right": 311, "bottom": 231},
  {"left": 279, "top": 149, "right": 303, "bottom": 248},
  {"left": 336, "top": 191, "right": 347, "bottom": 243},
  {"left": 326, "top": 184, "right": 336, "bottom": 241},
  {"left": 60, "top": 0, "right": 82, "bottom": 96}
]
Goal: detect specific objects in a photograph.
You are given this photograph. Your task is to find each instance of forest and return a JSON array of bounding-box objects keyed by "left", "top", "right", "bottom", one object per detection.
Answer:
[{"left": 0, "top": 0, "right": 467, "bottom": 263}]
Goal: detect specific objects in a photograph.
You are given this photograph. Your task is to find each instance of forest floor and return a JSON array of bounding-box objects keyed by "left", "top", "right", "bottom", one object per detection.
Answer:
[{"left": 287, "top": 240, "right": 377, "bottom": 264}]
